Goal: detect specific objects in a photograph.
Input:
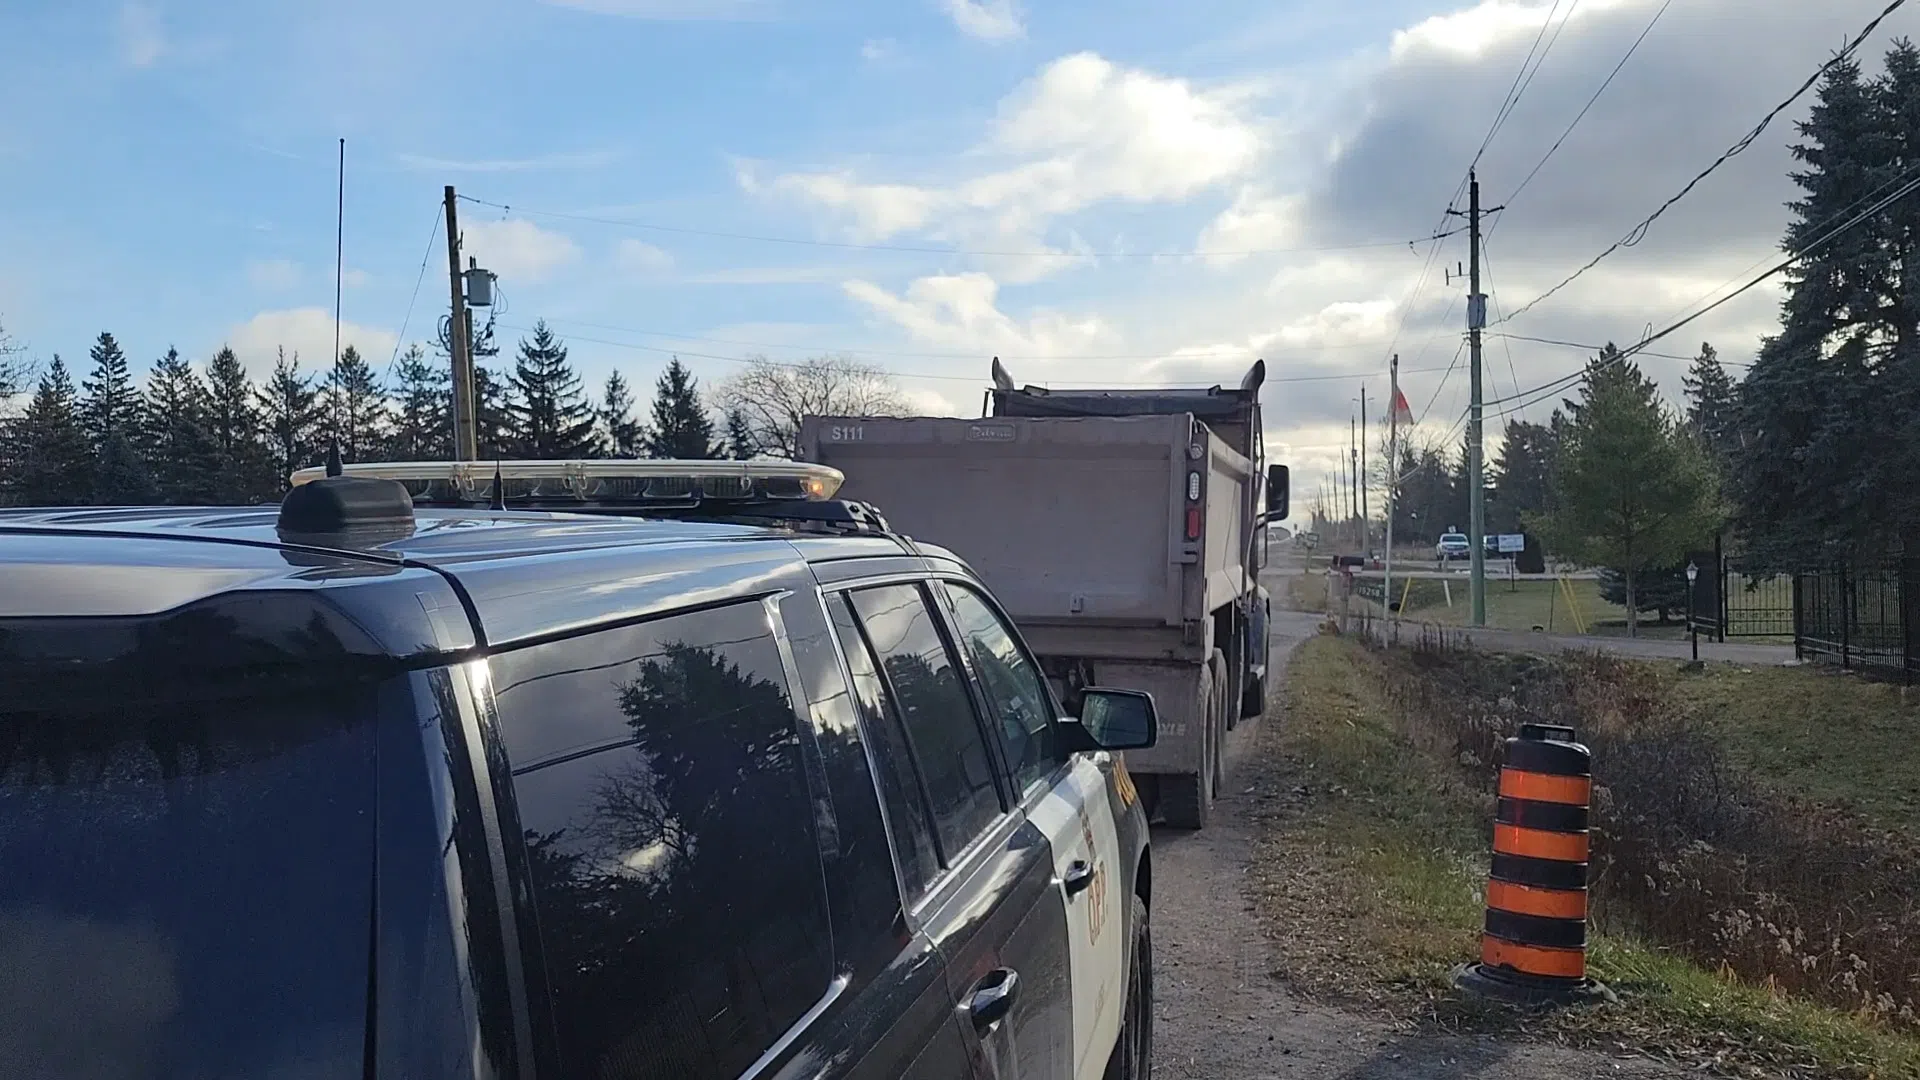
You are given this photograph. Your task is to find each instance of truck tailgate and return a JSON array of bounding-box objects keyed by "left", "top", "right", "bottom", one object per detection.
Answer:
[{"left": 800, "top": 415, "right": 1190, "bottom": 627}]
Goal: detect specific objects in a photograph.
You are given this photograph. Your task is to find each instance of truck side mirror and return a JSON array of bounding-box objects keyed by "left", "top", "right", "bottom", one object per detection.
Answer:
[
  {"left": 1069, "top": 688, "right": 1158, "bottom": 752},
  {"left": 1266, "top": 465, "right": 1290, "bottom": 522}
]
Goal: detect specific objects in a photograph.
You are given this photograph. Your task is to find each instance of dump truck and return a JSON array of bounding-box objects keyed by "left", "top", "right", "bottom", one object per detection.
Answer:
[{"left": 797, "top": 358, "right": 1288, "bottom": 828}]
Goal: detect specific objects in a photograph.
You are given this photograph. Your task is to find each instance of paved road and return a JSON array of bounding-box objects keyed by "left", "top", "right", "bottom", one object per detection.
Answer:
[{"left": 1148, "top": 608, "right": 1683, "bottom": 1078}]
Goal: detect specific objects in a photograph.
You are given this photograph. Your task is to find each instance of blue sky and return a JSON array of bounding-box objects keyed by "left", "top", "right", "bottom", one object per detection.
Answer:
[{"left": 1, "top": 0, "right": 1908, "bottom": 521}]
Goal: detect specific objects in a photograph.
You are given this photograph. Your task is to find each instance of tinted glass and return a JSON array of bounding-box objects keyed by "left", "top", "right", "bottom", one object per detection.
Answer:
[
  {"left": 0, "top": 686, "right": 379, "bottom": 1078},
  {"left": 848, "top": 585, "right": 1003, "bottom": 861},
  {"left": 944, "top": 583, "right": 1058, "bottom": 796},
  {"left": 491, "top": 602, "right": 832, "bottom": 1080},
  {"left": 829, "top": 594, "right": 941, "bottom": 902}
]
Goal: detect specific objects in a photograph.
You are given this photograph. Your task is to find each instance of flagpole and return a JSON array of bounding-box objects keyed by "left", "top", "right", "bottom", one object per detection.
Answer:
[{"left": 1385, "top": 354, "right": 1399, "bottom": 620}]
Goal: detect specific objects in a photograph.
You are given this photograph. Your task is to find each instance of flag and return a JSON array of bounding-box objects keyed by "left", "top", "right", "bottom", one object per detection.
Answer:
[{"left": 1389, "top": 386, "right": 1414, "bottom": 427}]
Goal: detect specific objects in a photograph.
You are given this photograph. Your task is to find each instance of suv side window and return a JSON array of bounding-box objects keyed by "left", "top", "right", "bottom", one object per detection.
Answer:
[
  {"left": 489, "top": 602, "right": 833, "bottom": 1080},
  {"left": 828, "top": 594, "right": 942, "bottom": 903},
  {"left": 941, "top": 581, "right": 1059, "bottom": 797},
  {"left": 847, "top": 584, "right": 1005, "bottom": 862}
]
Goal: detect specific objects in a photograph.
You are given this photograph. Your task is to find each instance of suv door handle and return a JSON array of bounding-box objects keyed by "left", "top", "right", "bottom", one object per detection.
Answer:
[
  {"left": 966, "top": 968, "right": 1020, "bottom": 1033},
  {"left": 1061, "top": 859, "right": 1095, "bottom": 897}
]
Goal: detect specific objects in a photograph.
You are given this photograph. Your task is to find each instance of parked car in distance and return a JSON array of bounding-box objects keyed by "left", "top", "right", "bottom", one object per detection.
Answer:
[{"left": 1435, "top": 531, "right": 1471, "bottom": 562}]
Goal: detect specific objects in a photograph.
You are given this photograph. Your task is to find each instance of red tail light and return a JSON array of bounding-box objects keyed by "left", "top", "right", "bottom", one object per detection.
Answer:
[{"left": 1186, "top": 507, "right": 1202, "bottom": 540}]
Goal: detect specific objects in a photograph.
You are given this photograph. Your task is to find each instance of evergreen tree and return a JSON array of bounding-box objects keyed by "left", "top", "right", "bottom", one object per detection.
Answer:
[
  {"left": 1734, "top": 56, "right": 1898, "bottom": 563},
  {"left": 1535, "top": 354, "right": 1722, "bottom": 635},
  {"left": 327, "top": 345, "right": 390, "bottom": 463},
  {"left": 93, "top": 430, "right": 158, "bottom": 505},
  {"left": 506, "top": 321, "right": 598, "bottom": 459},
  {"left": 143, "top": 347, "right": 218, "bottom": 504},
  {"left": 1489, "top": 419, "right": 1558, "bottom": 534},
  {"left": 474, "top": 364, "right": 515, "bottom": 460},
  {"left": 204, "top": 346, "right": 273, "bottom": 502},
  {"left": 389, "top": 344, "right": 451, "bottom": 460},
  {"left": 258, "top": 348, "right": 325, "bottom": 489},
  {"left": 598, "top": 370, "right": 646, "bottom": 459},
  {"left": 644, "top": 357, "right": 721, "bottom": 459},
  {"left": 15, "top": 357, "right": 93, "bottom": 506},
  {"left": 1681, "top": 343, "right": 1739, "bottom": 458},
  {"left": 81, "top": 331, "right": 143, "bottom": 453},
  {"left": 725, "top": 406, "right": 756, "bottom": 460}
]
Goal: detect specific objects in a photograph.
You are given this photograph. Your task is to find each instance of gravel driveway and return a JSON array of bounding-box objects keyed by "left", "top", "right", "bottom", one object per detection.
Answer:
[{"left": 1147, "top": 608, "right": 1684, "bottom": 1079}]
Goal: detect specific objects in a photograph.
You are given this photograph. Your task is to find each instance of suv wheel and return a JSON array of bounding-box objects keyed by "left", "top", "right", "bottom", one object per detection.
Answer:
[{"left": 1103, "top": 894, "right": 1153, "bottom": 1080}]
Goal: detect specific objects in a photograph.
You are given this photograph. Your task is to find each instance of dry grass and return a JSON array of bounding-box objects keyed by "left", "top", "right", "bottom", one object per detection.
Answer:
[{"left": 1249, "top": 635, "right": 1920, "bottom": 1078}]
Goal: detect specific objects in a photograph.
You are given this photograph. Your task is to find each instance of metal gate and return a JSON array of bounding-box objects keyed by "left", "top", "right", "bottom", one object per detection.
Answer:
[{"left": 1696, "top": 541, "right": 1796, "bottom": 642}]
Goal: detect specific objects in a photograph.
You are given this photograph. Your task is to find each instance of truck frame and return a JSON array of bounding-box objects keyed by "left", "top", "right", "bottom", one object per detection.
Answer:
[{"left": 797, "top": 359, "right": 1287, "bottom": 828}]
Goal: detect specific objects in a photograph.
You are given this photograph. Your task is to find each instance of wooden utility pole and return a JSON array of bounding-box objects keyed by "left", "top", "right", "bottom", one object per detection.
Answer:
[
  {"left": 1360, "top": 385, "right": 1369, "bottom": 551},
  {"left": 444, "top": 186, "right": 477, "bottom": 461},
  {"left": 1449, "top": 170, "right": 1501, "bottom": 627}
]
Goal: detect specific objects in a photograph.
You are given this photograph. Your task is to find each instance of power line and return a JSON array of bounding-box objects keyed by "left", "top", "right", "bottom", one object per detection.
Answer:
[
  {"left": 1489, "top": 332, "right": 1693, "bottom": 362},
  {"left": 530, "top": 314, "right": 1405, "bottom": 363},
  {"left": 1485, "top": 165, "right": 1920, "bottom": 418},
  {"left": 495, "top": 322, "right": 1460, "bottom": 387},
  {"left": 385, "top": 206, "right": 444, "bottom": 384},
  {"left": 1495, "top": 0, "right": 1910, "bottom": 326},
  {"left": 1497, "top": 0, "right": 1674, "bottom": 221},
  {"left": 1474, "top": 0, "right": 1569, "bottom": 167},
  {"left": 455, "top": 195, "right": 1440, "bottom": 260}
]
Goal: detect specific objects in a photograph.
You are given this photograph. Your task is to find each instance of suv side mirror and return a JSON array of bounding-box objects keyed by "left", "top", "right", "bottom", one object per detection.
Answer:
[
  {"left": 1075, "top": 687, "right": 1158, "bottom": 751},
  {"left": 1266, "top": 465, "right": 1289, "bottom": 522}
]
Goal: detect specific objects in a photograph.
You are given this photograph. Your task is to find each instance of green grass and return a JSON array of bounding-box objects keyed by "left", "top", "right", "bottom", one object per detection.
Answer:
[
  {"left": 1381, "top": 576, "right": 1688, "bottom": 639},
  {"left": 1665, "top": 663, "right": 1920, "bottom": 833},
  {"left": 1251, "top": 637, "right": 1920, "bottom": 1078}
]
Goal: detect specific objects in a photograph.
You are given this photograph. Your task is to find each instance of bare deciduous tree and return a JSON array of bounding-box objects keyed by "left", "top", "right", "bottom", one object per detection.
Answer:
[{"left": 714, "top": 354, "right": 909, "bottom": 458}]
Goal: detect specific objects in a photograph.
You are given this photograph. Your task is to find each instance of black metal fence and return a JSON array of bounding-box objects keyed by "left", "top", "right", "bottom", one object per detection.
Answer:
[{"left": 1793, "top": 558, "right": 1920, "bottom": 680}]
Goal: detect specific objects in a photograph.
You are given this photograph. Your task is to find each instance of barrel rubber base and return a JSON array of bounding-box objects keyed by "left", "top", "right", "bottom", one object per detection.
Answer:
[{"left": 1451, "top": 963, "right": 1616, "bottom": 1007}]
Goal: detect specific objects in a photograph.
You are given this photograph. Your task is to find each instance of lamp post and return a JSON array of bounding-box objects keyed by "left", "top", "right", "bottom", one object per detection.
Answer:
[{"left": 1685, "top": 561, "right": 1700, "bottom": 662}]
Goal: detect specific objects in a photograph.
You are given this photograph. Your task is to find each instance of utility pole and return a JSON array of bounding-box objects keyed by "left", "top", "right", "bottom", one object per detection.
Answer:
[
  {"left": 1448, "top": 170, "right": 1503, "bottom": 628},
  {"left": 1349, "top": 415, "right": 1359, "bottom": 546},
  {"left": 1360, "top": 386, "right": 1369, "bottom": 553},
  {"left": 444, "top": 185, "right": 477, "bottom": 462},
  {"left": 1385, "top": 355, "right": 1399, "bottom": 613}
]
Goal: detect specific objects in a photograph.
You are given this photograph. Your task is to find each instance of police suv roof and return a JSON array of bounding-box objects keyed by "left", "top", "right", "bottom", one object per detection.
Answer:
[{"left": 0, "top": 505, "right": 942, "bottom": 669}]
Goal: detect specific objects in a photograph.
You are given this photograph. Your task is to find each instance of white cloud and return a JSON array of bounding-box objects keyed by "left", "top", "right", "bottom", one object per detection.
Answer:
[
  {"left": 539, "top": 0, "right": 771, "bottom": 17},
  {"left": 396, "top": 150, "right": 617, "bottom": 173},
  {"left": 844, "top": 272, "right": 1114, "bottom": 359},
  {"left": 117, "top": 2, "right": 166, "bottom": 69},
  {"left": 246, "top": 259, "right": 301, "bottom": 291},
  {"left": 614, "top": 237, "right": 675, "bottom": 275},
  {"left": 343, "top": 268, "right": 371, "bottom": 289},
  {"left": 462, "top": 219, "right": 581, "bottom": 284},
  {"left": 1197, "top": 187, "right": 1307, "bottom": 265},
  {"left": 223, "top": 309, "right": 399, "bottom": 380},
  {"left": 942, "top": 0, "right": 1024, "bottom": 42},
  {"left": 861, "top": 38, "right": 898, "bottom": 62},
  {"left": 761, "top": 53, "right": 1264, "bottom": 279}
]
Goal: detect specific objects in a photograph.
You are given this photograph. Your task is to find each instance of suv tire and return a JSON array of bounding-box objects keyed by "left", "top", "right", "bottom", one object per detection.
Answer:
[{"left": 1102, "top": 893, "right": 1153, "bottom": 1080}]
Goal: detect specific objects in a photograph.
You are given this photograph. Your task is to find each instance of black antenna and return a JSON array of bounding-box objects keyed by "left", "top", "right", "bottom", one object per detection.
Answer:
[
  {"left": 489, "top": 459, "right": 505, "bottom": 511},
  {"left": 325, "top": 442, "right": 344, "bottom": 478}
]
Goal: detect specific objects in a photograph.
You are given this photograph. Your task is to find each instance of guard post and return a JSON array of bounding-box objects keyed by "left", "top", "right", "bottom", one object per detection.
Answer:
[{"left": 1455, "top": 722, "right": 1612, "bottom": 1004}]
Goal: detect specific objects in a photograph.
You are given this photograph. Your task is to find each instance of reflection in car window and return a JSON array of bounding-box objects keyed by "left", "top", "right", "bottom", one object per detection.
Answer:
[
  {"left": 0, "top": 686, "right": 380, "bottom": 1079},
  {"left": 829, "top": 593, "right": 941, "bottom": 902},
  {"left": 491, "top": 603, "right": 832, "bottom": 1080},
  {"left": 848, "top": 584, "right": 1003, "bottom": 861},
  {"left": 943, "top": 583, "right": 1058, "bottom": 796}
]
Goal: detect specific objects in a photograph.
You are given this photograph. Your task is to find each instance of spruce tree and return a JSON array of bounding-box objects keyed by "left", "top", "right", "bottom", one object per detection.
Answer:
[
  {"left": 474, "top": 364, "right": 515, "bottom": 460},
  {"left": 144, "top": 347, "right": 218, "bottom": 504},
  {"left": 725, "top": 406, "right": 756, "bottom": 460},
  {"left": 598, "top": 370, "right": 645, "bottom": 459},
  {"left": 1681, "top": 343, "right": 1739, "bottom": 458},
  {"left": 16, "top": 357, "right": 93, "bottom": 506},
  {"left": 506, "top": 321, "right": 597, "bottom": 459},
  {"left": 644, "top": 357, "right": 721, "bottom": 459},
  {"left": 327, "top": 345, "right": 390, "bottom": 463},
  {"left": 257, "top": 348, "right": 325, "bottom": 489},
  {"left": 204, "top": 346, "right": 273, "bottom": 502},
  {"left": 389, "top": 344, "right": 451, "bottom": 460},
  {"left": 81, "top": 331, "right": 143, "bottom": 454},
  {"left": 1489, "top": 420, "right": 1557, "bottom": 534}
]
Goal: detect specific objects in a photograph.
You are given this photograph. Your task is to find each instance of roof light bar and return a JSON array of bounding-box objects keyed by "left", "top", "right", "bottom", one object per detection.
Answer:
[{"left": 289, "top": 459, "right": 844, "bottom": 503}]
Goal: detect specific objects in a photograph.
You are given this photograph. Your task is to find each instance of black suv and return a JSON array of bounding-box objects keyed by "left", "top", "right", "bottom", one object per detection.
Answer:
[{"left": 0, "top": 460, "right": 1156, "bottom": 1080}]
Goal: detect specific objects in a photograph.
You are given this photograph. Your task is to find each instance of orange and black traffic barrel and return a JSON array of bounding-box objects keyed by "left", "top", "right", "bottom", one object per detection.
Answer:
[{"left": 1454, "top": 722, "right": 1613, "bottom": 1004}]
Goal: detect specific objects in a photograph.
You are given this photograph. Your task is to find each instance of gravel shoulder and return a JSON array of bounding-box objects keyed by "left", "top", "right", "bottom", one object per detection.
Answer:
[{"left": 1148, "top": 609, "right": 1685, "bottom": 1079}]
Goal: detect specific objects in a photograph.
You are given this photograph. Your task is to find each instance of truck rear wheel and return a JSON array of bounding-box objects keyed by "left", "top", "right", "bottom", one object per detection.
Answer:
[
  {"left": 1160, "top": 667, "right": 1216, "bottom": 830},
  {"left": 1212, "top": 648, "right": 1235, "bottom": 732}
]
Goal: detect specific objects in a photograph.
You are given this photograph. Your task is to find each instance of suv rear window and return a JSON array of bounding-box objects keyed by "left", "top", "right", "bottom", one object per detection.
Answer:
[
  {"left": 0, "top": 686, "right": 379, "bottom": 1078},
  {"left": 490, "top": 600, "right": 834, "bottom": 1080}
]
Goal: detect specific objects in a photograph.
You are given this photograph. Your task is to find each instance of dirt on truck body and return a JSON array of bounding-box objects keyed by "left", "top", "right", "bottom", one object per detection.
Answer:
[{"left": 797, "top": 359, "right": 1288, "bottom": 829}]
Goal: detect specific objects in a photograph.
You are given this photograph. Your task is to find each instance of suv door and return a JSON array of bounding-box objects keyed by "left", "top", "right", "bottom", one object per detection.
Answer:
[
  {"left": 832, "top": 581, "right": 1074, "bottom": 1079},
  {"left": 936, "top": 579, "right": 1131, "bottom": 1080}
]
